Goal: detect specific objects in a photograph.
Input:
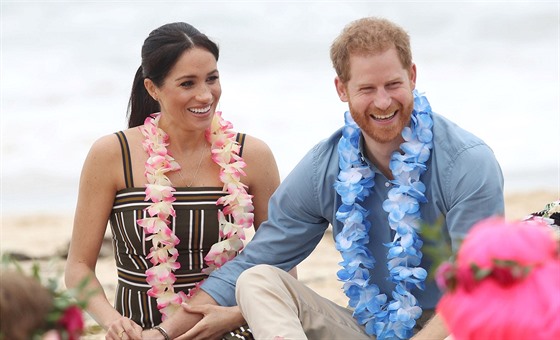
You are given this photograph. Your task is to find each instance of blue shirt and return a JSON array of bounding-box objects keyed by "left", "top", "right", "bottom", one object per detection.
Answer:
[{"left": 202, "top": 112, "right": 504, "bottom": 309}]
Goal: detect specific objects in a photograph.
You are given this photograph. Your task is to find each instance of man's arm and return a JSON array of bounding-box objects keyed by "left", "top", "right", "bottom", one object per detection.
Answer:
[
  {"left": 444, "top": 143, "right": 504, "bottom": 249},
  {"left": 202, "top": 142, "right": 335, "bottom": 306},
  {"left": 420, "top": 143, "right": 504, "bottom": 340}
]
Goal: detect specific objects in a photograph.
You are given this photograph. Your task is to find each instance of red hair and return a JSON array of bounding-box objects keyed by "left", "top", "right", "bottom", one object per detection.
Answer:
[{"left": 437, "top": 217, "right": 560, "bottom": 340}]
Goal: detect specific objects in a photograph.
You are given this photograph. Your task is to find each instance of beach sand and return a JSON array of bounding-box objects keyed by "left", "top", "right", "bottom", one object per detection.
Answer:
[{"left": 1, "top": 190, "right": 557, "bottom": 338}]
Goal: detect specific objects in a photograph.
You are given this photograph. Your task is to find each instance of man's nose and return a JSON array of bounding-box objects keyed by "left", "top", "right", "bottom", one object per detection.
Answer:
[{"left": 373, "top": 89, "right": 391, "bottom": 111}]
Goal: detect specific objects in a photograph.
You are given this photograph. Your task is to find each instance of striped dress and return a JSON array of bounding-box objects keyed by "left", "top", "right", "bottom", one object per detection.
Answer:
[{"left": 110, "top": 131, "right": 253, "bottom": 339}]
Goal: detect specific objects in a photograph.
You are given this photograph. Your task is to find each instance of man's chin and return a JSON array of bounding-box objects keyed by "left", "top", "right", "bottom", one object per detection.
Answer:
[{"left": 362, "top": 128, "right": 403, "bottom": 144}]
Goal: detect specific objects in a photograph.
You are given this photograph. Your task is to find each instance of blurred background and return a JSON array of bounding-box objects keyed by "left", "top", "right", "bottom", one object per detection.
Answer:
[{"left": 1, "top": 0, "right": 559, "bottom": 215}]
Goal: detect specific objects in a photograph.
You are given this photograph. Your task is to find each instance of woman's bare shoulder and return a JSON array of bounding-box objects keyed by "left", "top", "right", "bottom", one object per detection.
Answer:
[
  {"left": 239, "top": 133, "right": 275, "bottom": 158},
  {"left": 89, "top": 128, "right": 141, "bottom": 157},
  {"left": 85, "top": 128, "right": 136, "bottom": 164},
  {"left": 238, "top": 133, "right": 280, "bottom": 183}
]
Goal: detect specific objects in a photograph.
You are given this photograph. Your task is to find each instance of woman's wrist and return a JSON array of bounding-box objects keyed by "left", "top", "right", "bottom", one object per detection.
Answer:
[
  {"left": 152, "top": 325, "right": 170, "bottom": 340},
  {"left": 142, "top": 328, "right": 165, "bottom": 340}
]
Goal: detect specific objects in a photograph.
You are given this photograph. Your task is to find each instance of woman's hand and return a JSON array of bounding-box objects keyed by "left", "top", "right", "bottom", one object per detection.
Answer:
[
  {"left": 176, "top": 303, "right": 245, "bottom": 340},
  {"left": 104, "top": 316, "right": 143, "bottom": 340}
]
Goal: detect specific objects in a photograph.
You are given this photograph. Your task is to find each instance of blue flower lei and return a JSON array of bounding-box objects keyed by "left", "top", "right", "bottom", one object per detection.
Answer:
[{"left": 334, "top": 90, "right": 434, "bottom": 339}]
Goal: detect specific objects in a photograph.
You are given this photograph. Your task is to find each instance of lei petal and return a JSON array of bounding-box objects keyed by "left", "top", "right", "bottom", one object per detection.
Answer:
[
  {"left": 334, "top": 90, "right": 433, "bottom": 339},
  {"left": 136, "top": 112, "right": 253, "bottom": 320}
]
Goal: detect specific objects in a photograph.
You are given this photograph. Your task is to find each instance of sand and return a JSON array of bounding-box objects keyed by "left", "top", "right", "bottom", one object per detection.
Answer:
[{"left": 1, "top": 190, "right": 557, "bottom": 338}]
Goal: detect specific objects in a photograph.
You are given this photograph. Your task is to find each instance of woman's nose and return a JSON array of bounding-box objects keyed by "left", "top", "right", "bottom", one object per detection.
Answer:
[{"left": 196, "top": 85, "right": 212, "bottom": 102}]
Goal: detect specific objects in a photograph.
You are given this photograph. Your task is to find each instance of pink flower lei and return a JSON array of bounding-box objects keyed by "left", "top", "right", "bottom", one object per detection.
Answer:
[{"left": 137, "top": 111, "right": 254, "bottom": 320}]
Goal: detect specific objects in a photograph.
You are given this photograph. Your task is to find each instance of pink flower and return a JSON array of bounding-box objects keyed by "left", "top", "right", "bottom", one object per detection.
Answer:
[
  {"left": 186, "top": 282, "right": 203, "bottom": 299},
  {"left": 57, "top": 305, "right": 84, "bottom": 340},
  {"left": 146, "top": 265, "right": 177, "bottom": 286},
  {"left": 147, "top": 246, "right": 173, "bottom": 265},
  {"left": 204, "top": 236, "right": 245, "bottom": 272},
  {"left": 435, "top": 261, "right": 455, "bottom": 291},
  {"left": 219, "top": 219, "right": 238, "bottom": 238},
  {"left": 231, "top": 212, "right": 254, "bottom": 229},
  {"left": 145, "top": 184, "right": 175, "bottom": 202},
  {"left": 147, "top": 200, "right": 176, "bottom": 218},
  {"left": 157, "top": 291, "right": 188, "bottom": 320},
  {"left": 489, "top": 265, "right": 518, "bottom": 286},
  {"left": 456, "top": 266, "right": 477, "bottom": 292},
  {"left": 137, "top": 217, "right": 169, "bottom": 234}
]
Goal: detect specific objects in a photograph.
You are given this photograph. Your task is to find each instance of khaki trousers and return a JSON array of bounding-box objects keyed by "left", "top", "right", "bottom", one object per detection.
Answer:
[
  {"left": 236, "top": 264, "right": 370, "bottom": 340},
  {"left": 236, "top": 265, "right": 434, "bottom": 340}
]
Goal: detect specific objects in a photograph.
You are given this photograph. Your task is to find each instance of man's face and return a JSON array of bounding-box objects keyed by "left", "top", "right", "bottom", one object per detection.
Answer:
[{"left": 335, "top": 47, "right": 416, "bottom": 145}]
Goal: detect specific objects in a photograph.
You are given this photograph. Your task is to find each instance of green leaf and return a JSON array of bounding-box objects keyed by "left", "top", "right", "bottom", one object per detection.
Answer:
[{"left": 419, "top": 216, "right": 457, "bottom": 281}]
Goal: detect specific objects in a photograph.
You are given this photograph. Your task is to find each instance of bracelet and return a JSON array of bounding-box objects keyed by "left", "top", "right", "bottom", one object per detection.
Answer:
[{"left": 152, "top": 325, "right": 170, "bottom": 340}]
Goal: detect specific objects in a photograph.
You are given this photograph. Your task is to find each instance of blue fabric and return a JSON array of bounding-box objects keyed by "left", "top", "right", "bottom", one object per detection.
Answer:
[{"left": 202, "top": 112, "right": 504, "bottom": 308}]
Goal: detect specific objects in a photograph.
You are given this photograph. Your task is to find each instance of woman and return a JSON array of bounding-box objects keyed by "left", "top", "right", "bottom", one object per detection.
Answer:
[{"left": 65, "top": 22, "right": 280, "bottom": 339}]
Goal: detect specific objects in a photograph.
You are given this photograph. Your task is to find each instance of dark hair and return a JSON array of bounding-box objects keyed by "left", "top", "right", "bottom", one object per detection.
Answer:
[{"left": 127, "top": 22, "right": 220, "bottom": 128}]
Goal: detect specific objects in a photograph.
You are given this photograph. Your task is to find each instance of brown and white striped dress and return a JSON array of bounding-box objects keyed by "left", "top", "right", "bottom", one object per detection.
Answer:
[{"left": 109, "top": 131, "right": 253, "bottom": 339}]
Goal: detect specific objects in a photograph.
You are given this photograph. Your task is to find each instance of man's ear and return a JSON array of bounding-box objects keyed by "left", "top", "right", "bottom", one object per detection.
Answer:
[
  {"left": 409, "top": 63, "right": 417, "bottom": 90},
  {"left": 144, "top": 78, "right": 158, "bottom": 101},
  {"left": 334, "top": 76, "right": 349, "bottom": 102}
]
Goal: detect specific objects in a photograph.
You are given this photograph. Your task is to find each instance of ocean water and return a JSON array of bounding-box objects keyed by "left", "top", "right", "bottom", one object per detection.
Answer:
[{"left": 1, "top": 1, "right": 559, "bottom": 215}]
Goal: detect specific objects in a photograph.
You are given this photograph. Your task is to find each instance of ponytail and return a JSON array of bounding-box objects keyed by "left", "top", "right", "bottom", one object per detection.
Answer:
[{"left": 127, "top": 66, "right": 160, "bottom": 128}]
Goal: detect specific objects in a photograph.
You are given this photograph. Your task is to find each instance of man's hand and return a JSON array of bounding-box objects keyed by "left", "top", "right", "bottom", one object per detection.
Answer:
[
  {"left": 148, "top": 289, "right": 218, "bottom": 338},
  {"left": 176, "top": 304, "right": 245, "bottom": 340}
]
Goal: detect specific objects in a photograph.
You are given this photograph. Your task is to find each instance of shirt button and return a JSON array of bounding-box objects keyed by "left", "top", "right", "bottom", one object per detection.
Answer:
[{"left": 385, "top": 182, "right": 390, "bottom": 187}]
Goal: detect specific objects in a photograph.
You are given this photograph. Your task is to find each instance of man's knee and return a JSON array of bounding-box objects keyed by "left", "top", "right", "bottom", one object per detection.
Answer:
[
  {"left": 238, "top": 264, "right": 278, "bottom": 285},
  {"left": 236, "top": 264, "right": 279, "bottom": 299}
]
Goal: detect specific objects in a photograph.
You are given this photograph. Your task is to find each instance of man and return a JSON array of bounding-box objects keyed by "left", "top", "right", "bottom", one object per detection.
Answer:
[{"left": 143, "top": 17, "right": 504, "bottom": 340}]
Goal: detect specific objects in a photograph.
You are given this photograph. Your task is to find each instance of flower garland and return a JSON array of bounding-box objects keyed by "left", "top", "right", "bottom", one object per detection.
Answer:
[
  {"left": 334, "top": 90, "right": 433, "bottom": 339},
  {"left": 137, "top": 111, "right": 254, "bottom": 320},
  {"left": 203, "top": 112, "right": 255, "bottom": 275},
  {"left": 436, "top": 257, "right": 534, "bottom": 293}
]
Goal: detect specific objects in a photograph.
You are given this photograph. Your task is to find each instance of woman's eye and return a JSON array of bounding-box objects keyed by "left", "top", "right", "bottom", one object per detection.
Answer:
[
  {"left": 207, "top": 75, "right": 219, "bottom": 83},
  {"left": 181, "top": 81, "right": 194, "bottom": 87}
]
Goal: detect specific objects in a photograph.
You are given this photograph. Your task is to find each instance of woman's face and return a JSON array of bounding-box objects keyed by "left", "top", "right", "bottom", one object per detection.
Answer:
[{"left": 147, "top": 47, "right": 221, "bottom": 130}]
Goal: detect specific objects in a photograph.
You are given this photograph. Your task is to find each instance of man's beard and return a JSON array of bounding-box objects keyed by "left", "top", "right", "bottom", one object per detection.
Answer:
[{"left": 348, "top": 100, "right": 413, "bottom": 144}]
